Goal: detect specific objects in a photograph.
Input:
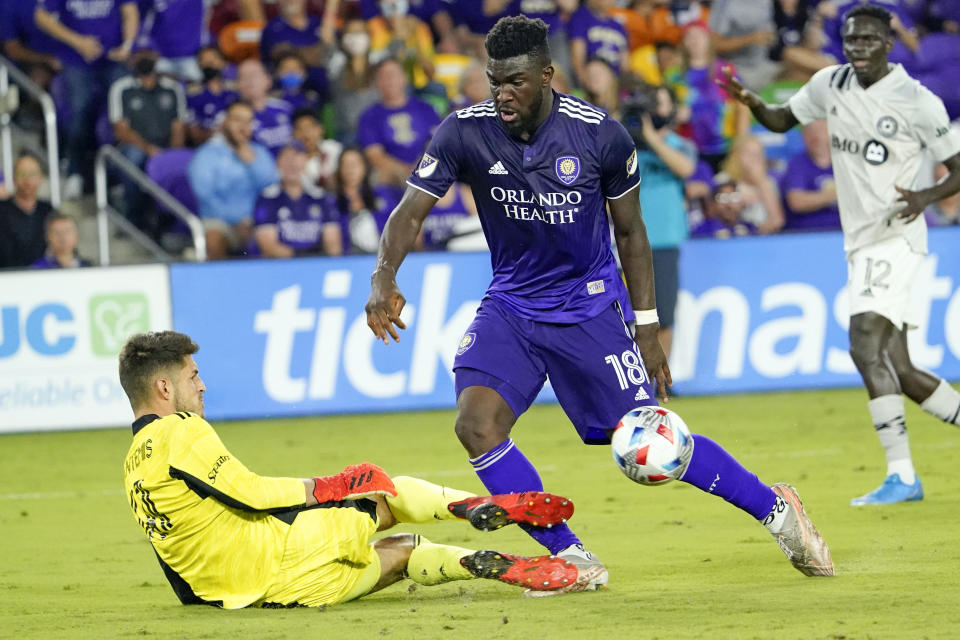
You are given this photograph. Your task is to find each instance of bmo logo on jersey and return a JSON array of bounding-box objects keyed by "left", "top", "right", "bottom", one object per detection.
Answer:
[{"left": 831, "top": 135, "right": 889, "bottom": 166}]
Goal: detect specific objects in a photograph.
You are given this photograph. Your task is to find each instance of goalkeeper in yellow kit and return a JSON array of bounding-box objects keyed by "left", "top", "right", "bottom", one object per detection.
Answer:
[{"left": 120, "top": 331, "right": 585, "bottom": 608}]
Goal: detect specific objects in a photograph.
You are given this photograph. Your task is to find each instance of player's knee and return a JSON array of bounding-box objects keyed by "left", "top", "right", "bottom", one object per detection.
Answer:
[
  {"left": 373, "top": 495, "right": 397, "bottom": 531},
  {"left": 454, "top": 413, "right": 506, "bottom": 457},
  {"left": 848, "top": 335, "right": 883, "bottom": 370}
]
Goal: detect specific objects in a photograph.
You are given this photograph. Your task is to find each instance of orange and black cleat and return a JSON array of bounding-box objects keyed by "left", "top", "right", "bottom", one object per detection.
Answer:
[
  {"left": 448, "top": 492, "right": 574, "bottom": 531},
  {"left": 460, "top": 551, "right": 580, "bottom": 591}
]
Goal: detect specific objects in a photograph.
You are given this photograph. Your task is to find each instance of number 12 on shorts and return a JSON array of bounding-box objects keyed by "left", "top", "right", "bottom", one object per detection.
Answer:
[{"left": 604, "top": 350, "right": 647, "bottom": 391}]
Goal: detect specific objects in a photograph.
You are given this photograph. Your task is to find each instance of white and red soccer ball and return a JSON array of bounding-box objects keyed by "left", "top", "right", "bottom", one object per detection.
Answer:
[{"left": 611, "top": 406, "right": 693, "bottom": 485}]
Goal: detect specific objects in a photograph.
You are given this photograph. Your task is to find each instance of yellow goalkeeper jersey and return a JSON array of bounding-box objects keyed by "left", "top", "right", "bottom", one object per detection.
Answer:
[{"left": 122, "top": 412, "right": 308, "bottom": 609}]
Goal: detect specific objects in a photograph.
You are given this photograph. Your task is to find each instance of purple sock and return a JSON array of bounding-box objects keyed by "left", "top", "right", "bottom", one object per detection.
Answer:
[
  {"left": 470, "top": 439, "right": 581, "bottom": 554},
  {"left": 680, "top": 434, "right": 777, "bottom": 521}
]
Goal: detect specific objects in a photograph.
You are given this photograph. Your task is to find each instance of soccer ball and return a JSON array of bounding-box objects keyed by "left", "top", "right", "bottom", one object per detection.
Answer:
[{"left": 611, "top": 406, "right": 693, "bottom": 485}]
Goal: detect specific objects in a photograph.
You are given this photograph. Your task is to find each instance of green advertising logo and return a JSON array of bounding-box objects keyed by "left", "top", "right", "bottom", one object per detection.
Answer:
[{"left": 89, "top": 293, "right": 150, "bottom": 356}]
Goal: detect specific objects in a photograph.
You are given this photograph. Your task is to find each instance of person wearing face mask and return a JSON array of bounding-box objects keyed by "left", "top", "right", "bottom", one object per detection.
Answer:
[
  {"left": 327, "top": 18, "right": 380, "bottom": 144},
  {"left": 368, "top": 0, "right": 437, "bottom": 93},
  {"left": 108, "top": 48, "right": 187, "bottom": 228},
  {"left": 260, "top": 0, "right": 337, "bottom": 98},
  {"left": 186, "top": 46, "right": 239, "bottom": 146},
  {"left": 273, "top": 52, "right": 321, "bottom": 112}
]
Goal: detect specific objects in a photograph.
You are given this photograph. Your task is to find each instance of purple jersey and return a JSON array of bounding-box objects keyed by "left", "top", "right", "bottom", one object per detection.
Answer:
[
  {"left": 566, "top": 6, "right": 628, "bottom": 74},
  {"left": 407, "top": 92, "right": 641, "bottom": 323},
  {"left": 143, "top": 0, "right": 203, "bottom": 58},
  {"left": 252, "top": 98, "right": 294, "bottom": 156},
  {"left": 37, "top": 0, "right": 135, "bottom": 67},
  {"left": 509, "top": 0, "right": 564, "bottom": 34},
  {"left": 186, "top": 86, "right": 237, "bottom": 130},
  {"left": 253, "top": 183, "right": 333, "bottom": 252},
  {"left": 356, "top": 97, "right": 441, "bottom": 165},
  {"left": 260, "top": 15, "right": 322, "bottom": 59},
  {"left": 359, "top": 0, "right": 445, "bottom": 23},
  {"left": 0, "top": 0, "right": 60, "bottom": 54},
  {"left": 780, "top": 152, "right": 841, "bottom": 232}
]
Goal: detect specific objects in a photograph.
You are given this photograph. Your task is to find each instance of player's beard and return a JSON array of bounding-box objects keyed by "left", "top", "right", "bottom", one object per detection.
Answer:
[
  {"left": 505, "top": 90, "right": 544, "bottom": 138},
  {"left": 172, "top": 385, "right": 204, "bottom": 417}
]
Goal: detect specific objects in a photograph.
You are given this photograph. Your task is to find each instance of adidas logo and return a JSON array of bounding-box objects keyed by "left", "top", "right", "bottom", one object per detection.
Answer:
[{"left": 488, "top": 161, "right": 508, "bottom": 175}]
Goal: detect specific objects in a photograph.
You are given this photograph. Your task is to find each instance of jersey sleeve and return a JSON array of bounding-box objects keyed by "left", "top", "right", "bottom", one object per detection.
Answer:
[
  {"left": 405, "top": 112, "right": 464, "bottom": 199},
  {"left": 252, "top": 194, "right": 275, "bottom": 227},
  {"left": 787, "top": 65, "right": 837, "bottom": 125},
  {"left": 914, "top": 89, "right": 960, "bottom": 163},
  {"left": 598, "top": 117, "right": 642, "bottom": 200},
  {"left": 167, "top": 415, "right": 306, "bottom": 512}
]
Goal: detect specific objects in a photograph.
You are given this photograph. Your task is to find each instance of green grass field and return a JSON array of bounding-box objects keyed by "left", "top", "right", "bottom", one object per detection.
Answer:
[{"left": 3, "top": 387, "right": 960, "bottom": 639}]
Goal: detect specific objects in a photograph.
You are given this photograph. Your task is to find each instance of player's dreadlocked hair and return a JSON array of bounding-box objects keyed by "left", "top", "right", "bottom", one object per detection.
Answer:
[
  {"left": 844, "top": 3, "right": 893, "bottom": 33},
  {"left": 119, "top": 331, "right": 199, "bottom": 408},
  {"left": 485, "top": 15, "right": 551, "bottom": 66}
]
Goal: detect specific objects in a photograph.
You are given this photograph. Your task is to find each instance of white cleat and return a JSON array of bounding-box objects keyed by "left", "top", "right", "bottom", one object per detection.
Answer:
[
  {"left": 770, "top": 483, "right": 835, "bottom": 577},
  {"left": 523, "top": 544, "right": 609, "bottom": 597}
]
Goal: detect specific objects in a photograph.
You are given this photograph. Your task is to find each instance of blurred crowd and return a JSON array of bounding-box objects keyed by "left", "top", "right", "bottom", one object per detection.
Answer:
[{"left": 1, "top": 0, "right": 960, "bottom": 268}]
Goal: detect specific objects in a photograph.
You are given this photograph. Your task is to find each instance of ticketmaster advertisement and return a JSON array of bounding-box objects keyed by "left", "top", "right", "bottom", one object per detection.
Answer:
[
  {"left": 0, "top": 265, "right": 172, "bottom": 432},
  {"left": 169, "top": 227, "right": 960, "bottom": 423}
]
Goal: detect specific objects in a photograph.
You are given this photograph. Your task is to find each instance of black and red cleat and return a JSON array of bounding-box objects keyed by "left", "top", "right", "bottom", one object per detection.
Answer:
[
  {"left": 460, "top": 551, "right": 580, "bottom": 591},
  {"left": 448, "top": 492, "right": 574, "bottom": 531}
]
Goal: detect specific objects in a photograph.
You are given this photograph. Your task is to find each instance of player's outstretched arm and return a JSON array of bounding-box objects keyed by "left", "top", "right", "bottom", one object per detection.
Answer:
[
  {"left": 608, "top": 186, "right": 672, "bottom": 402},
  {"left": 716, "top": 67, "right": 799, "bottom": 133},
  {"left": 893, "top": 152, "right": 960, "bottom": 222},
  {"left": 366, "top": 186, "right": 438, "bottom": 344}
]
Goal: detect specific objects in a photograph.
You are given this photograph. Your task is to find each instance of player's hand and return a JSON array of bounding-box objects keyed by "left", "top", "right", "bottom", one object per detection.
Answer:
[
  {"left": 313, "top": 462, "right": 398, "bottom": 503},
  {"left": 891, "top": 184, "right": 927, "bottom": 223},
  {"left": 366, "top": 275, "right": 407, "bottom": 344},
  {"left": 634, "top": 324, "right": 673, "bottom": 403},
  {"left": 715, "top": 67, "right": 757, "bottom": 108}
]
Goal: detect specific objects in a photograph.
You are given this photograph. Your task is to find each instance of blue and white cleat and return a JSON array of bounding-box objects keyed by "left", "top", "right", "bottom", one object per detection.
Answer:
[{"left": 850, "top": 474, "right": 924, "bottom": 506}]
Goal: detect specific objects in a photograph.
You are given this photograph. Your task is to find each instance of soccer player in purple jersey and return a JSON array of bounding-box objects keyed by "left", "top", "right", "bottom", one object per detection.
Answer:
[{"left": 366, "top": 16, "right": 834, "bottom": 592}]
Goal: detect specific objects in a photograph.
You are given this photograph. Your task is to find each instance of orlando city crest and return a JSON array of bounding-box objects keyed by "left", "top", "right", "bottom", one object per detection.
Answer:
[
  {"left": 418, "top": 154, "right": 438, "bottom": 178},
  {"left": 555, "top": 156, "right": 580, "bottom": 185},
  {"left": 457, "top": 332, "right": 476, "bottom": 355}
]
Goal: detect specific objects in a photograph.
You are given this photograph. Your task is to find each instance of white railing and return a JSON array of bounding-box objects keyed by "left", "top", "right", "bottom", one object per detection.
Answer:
[
  {"left": 0, "top": 54, "right": 61, "bottom": 207},
  {"left": 95, "top": 145, "right": 206, "bottom": 264}
]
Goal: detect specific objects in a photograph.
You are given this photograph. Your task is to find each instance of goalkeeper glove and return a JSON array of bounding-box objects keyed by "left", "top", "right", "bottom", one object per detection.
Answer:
[{"left": 313, "top": 462, "right": 397, "bottom": 503}]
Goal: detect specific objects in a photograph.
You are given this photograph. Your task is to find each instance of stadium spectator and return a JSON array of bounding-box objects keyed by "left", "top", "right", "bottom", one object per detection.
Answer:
[
  {"left": 447, "top": 0, "right": 506, "bottom": 59},
  {"left": 292, "top": 108, "right": 342, "bottom": 190},
  {"left": 368, "top": 0, "right": 438, "bottom": 93},
  {"left": 188, "top": 101, "right": 277, "bottom": 259},
  {"left": 665, "top": 21, "right": 751, "bottom": 171},
  {"left": 273, "top": 52, "right": 322, "bottom": 112},
  {"left": 684, "top": 158, "right": 716, "bottom": 230},
  {"left": 30, "top": 213, "right": 91, "bottom": 268},
  {"left": 328, "top": 146, "right": 401, "bottom": 254},
  {"left": 720, "top": 4, "right": 960, "bottom": 505},
  {"left": 925, "top": 163, "right": 960, "bottom": 226},
  {"left": 360, "top": 0, "right": 458, "bottom": 50},
  {"left": 252, "top": 143, "right": 342, "bottom": 258},
  {"left": 581, "top": 59, "right": 620, "bottom": 115},
  {"left": 509, "top": 0, "right": 577, "bottom": 83},
  {"left": 118, "top": 330, "right": 588, "bottom": 608},
  {"left": 690, "top": 172, "right": 759, "bottom": 238},
  {"left": 419, "top": 183, "right": 478, "bottom": 251},
  {"left": 708, "top": 0, "right": 781, "bottom": 90},
  {"left": 611, "top": 0, "right": 682, "bottom": 51},
  {"left": 629, "top": 84, "right": 696, "bottom": 378},
  {"left": 568, "top": 0, "right": 630, "bottom": 88},
  {"left": 186, "top": 47, "right": 239, "bottom": 146},
  {"left": 1, "top": 0, "right": 61, "bottom": 120},
  {"left": 236, "top": 58, "right": 294, "bottom": 156},
  {"left": 141, "top": 0, "right": 205, "bottom": 82},
  {"left": 452, "top": 61, "right": 491, "bottom": 111},
  {"left": 108, "top": 48, "right": 188, "bottom": 226},
  {"left": 35, "top": 0, "right": 139, "bottom": 198},
  {"left": 259, "top": 0, "right": 337, "bottom": 94},
  {"left": 0, "top": 155, "right": 54, "bottom": 269},
  {"left": 780, "top": 119, "right": 841, "bottom": 232},
  {"left": 357, "top": 58, "right": 440, "bottom": 187},
  {"left": 326, "top": 18, "right": 380, "bottom": 143},
  {"left": 720, "top": 134, "right": 784, "bottom": 233},
  {"left": 773, "top": 0, "right": 836, "bottom": 81}
]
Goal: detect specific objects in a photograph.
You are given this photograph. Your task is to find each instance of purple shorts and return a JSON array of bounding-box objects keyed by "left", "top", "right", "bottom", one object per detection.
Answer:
[{"left": 453, "top": 296, "right": 658, "bottom": 445}]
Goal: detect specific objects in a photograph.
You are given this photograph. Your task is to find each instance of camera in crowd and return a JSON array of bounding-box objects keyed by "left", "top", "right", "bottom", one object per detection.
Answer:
[{"left": 620, "top": 83, "right": 677, "bottom": 150}]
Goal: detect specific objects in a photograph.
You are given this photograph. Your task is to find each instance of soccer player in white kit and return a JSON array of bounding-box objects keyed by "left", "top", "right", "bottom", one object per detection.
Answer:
[{"left": 719, "top": 4, "right": 960, "bottom": 505}]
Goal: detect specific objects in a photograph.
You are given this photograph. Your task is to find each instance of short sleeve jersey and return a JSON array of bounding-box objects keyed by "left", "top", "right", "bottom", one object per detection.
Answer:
[
  {"left": 253, "top": 183, "right": 333, "bottom": 252},
  {"left": 252, "top": 98, "right": 294, "bottom": 156},
  {"left": 789, "top": 63, "right": 960, "bottom": 254},
  {"left": 407, "top": 92, "right": 641, "bottom": 323}
]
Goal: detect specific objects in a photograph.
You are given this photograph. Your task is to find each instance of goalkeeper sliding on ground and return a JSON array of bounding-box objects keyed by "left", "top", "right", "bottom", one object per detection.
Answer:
[{"left": 119, "top": 331, "right": 585, "bottom": 608}]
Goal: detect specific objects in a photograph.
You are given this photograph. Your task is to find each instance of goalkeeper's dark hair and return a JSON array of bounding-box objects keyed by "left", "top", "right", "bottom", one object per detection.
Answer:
[
  {"left": 119, "top": 331, "right": 199, "bottom": 408},
  {"left": 844, "top": 4, "right": 893, "bottom": 33},
  {"left": 485, "top": 15, "right": 551, "bottom": 67}
]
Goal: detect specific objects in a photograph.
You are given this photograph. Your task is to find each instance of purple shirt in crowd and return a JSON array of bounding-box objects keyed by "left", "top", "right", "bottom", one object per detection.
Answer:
[
  {"left": 407, "top": 93, "right": 640, "bottom": 323},
  {"left": 252, "top": 182, "right": 335, "bottom": 253},
  {"left": 327, "top": 185, "right": 403, "bottom": 254},
  {"left": 359, "top": 0, "right": 445, "bottom": 23},
  {"left": 186, "top": 86, "right": 238, "bottom": 130},
  {"left": 566, "top": 6, "right": 628, "bottom": 74},
  {"left": 140, "top": 0, "right": 203, "bottom": 58},
  {"left": 252, "top": 98, "right": 294, "bottom": 156},
  {"left": 780, "top": 152, "right": 841, "bottom": 232},
  {"left": 37, "top": 0, "right": 135, "bottom": 67},
  {"left": 509, "top": 0, "right": 564, "bottom": 34},
  {"left": 0, "top": 0, "right": 60, "bottom": 55},
  {"left": 357, "top": 96, "right": 441, "bottom": 165}
]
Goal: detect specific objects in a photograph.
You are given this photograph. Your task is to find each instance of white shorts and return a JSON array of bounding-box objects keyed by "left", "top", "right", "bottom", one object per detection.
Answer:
[{"left": 846, "top": 235, "right": 924, "bottom": 329}]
